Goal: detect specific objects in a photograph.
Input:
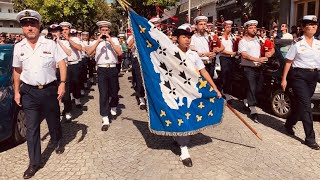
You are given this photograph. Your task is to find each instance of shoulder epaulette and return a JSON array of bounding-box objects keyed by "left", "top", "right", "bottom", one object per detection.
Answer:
[{"left": 293, "top": 37, "right": 303, "bottom": 44}]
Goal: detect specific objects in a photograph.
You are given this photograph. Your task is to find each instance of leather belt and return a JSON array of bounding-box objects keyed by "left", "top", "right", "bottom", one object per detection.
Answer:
[
  {"left": 68, "top": 61, "right": 79, "bottom": 65},
  {"left": 22, "top": 81, "right": 57, "bottom": 90},
  {"left": 293, "top": 67, "right": 319, "bottom": 72},
  {"left": 97, "top": 64, "right": 117, "bottom": 68}
]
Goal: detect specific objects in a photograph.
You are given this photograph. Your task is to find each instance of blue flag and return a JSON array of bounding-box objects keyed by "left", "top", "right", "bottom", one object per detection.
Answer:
[{"left": 129, "top": 10, "right": 225, "bottom": 136}]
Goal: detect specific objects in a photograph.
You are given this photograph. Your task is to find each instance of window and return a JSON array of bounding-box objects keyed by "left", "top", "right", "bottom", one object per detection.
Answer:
[
  {"left": 307, "top": 1, "right": 316, "bottom": 14},
  {"left": 8, "top": 9, "right": 12, "bottom": 13},
  {"left": 296, "top": 3, "right": 304, "bottom": 24},
  {"left": 0, "top": 22, "right": 3, "bottom": 27},
  {"left": 9, "top": 24, "right": 14, "bottom": 28},
  {"left": 0, "top": 8, "right": 2, "bottom": 12}
]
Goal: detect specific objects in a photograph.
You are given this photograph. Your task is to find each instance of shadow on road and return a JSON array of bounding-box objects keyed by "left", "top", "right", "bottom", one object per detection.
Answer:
[
  {"left": 40, "top": 120, "right": 88, "bottom": 167},
  {"left": 123, "top": 117, "right": 212, "bottom": 156},
  {"left": 258, "top": 114, "right": 304, "bottom": 143}
]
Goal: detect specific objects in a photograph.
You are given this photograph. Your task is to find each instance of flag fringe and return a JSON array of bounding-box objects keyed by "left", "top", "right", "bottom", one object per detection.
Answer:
[{"left": 148, "top": 101, "right": 226, "bottom": 136}]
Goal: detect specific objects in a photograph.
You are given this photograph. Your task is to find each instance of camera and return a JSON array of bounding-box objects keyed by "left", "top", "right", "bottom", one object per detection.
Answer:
[
  {"left": 45, "top": 33, "right": 54, "bottom": 40},
  {"left": 101, "top": 35, "right": 107, "bottom": 40}
]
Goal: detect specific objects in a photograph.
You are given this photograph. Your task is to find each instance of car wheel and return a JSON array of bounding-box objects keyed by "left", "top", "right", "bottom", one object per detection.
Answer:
[
  {"left": 12, "top": 107, "right": 26, "bottom": 144},
  {"left": 271, "top": 89, "right": 292, "bottom": 119}
]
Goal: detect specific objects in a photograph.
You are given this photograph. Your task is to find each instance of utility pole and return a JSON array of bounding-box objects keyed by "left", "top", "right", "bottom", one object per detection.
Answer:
[{"left": 188, "top": 0, "right": 191, "bottom": 23}]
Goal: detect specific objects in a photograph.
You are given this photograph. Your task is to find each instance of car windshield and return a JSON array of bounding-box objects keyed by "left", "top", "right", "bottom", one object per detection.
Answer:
[{"left": 0, "top": 48, "right": 13, "bottom": 83}]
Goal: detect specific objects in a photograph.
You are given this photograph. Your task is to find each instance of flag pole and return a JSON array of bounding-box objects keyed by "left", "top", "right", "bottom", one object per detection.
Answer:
[{"left": 226, "top": 103, "right": 263, "bottom": 141}]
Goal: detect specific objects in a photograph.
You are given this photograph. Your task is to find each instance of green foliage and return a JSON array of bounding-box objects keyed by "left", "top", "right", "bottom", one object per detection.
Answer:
[{"left": 12, "top": 0, "right": 121, "bottom": 35}]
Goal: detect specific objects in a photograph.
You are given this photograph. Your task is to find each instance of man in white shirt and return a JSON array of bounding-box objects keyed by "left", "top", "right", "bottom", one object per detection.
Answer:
[
  {"left": 81, "top": 31, "right": 95, "bottom": 85},
  {"left": 219, "top": 20, "right": 237, "bottom": 102},
  {"left": 60, "top": 22, "right": 83, "bottom": 109},
  {"left": 238, "top": 20, "right": 269, "bottom": 122},
  {"left": 190, "top": 16, "right": 222, "bottom": 78},
  {"left": 87, "top": 21, "right": 122, "bottom": 131},
  {"left": 13, "top": 10, "right": 67, "bottom": 178},
  {"left": 48, "top": 24, "right": 74, "bottom": 122},
  {"left": 127, "top": 34, "right": 147, "bottom": 110}
]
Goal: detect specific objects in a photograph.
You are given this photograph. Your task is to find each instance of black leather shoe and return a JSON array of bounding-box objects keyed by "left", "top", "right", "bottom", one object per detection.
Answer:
[
  {"left": 23, "top": 165, "right": 40, "bottom": 179},
  {"left": 250, "top": 114, "right": 259, "bottom": 123},
  {"left": 55, "top": 141, "right": 64, "bottom": 154},
  {"left": 140, "top": 104, "right": 147, "bottom": 110},
  {"left": 101, "top": 124, "right": 110, "bottom": 131},
  {"left": 284, "top": 124, "right": 295, "bottom": 135},
  {"left": 305, "top": 142, "right": 320, "bottom": 150},
  {"left": 76, "top": 104, "right": 82, "bottom": 109},
  {"left": 182, "top": 158, "right": 193, "bottom": 167}
]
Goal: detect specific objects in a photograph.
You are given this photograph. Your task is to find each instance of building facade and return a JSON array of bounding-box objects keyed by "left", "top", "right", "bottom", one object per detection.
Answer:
[
  {"left": 289, "top": 0, "right": 320, "bottom": 26},
  {"left": 161, "top": 0, "right": 218, "bottom": 26},
  {"left": 0, "top": 0, "right": 21, "bottom": 34}
]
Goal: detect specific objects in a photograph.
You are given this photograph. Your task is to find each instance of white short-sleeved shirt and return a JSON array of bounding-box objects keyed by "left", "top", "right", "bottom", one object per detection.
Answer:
[
  {"left": 58, "top": 39, "right": 70, "bottom": 61},
  {"left": 81, "top": 40, "right": 94, "bottom": 57},
  {"left": 285, "top": 35, "right": 320, "bottom": 69},
  {"left": 12, "top": 36, "right": 67, "bottom": 86},
  {"left": 281, "top": 33, "right": 293, "bottom": 40},
  {"left": 127, "top": 35, "right": 138, "bottom": 57},
  {"left": 94, "top": 37, "right": 121, "bottom": 64},
  {"left": 68, "top": 37, "right": 82, "bottom": 62},
  {"left": 220, "top": 35, "right": 234, "bottom": 56},
  {"left": 190, "top": 33, "right": 210, "bottom": 60},
  {"left": 186, "top": 49, "right": 205, "bottom": 70},
  {"left": 238, "top": 37, "right": 261, "bottom": 67}
]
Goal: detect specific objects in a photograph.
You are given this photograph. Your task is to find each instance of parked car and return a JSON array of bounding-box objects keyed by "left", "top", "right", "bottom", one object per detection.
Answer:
[
  {"left": 216, "top": 39, "right": 319, "bottom": 119},
  {"left": 0, "top": 44, "right": 26, "bottom": 144}
]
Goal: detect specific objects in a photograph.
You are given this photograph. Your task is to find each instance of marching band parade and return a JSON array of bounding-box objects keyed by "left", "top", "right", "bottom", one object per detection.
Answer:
[{"left": 1, "top": 0, "right": 320, "bottom": 179}]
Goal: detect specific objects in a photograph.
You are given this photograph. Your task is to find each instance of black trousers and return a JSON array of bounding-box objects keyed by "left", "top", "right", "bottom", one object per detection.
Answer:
[
  {"left": 204, "top": 62, "right": 215, "bottom": 79},
  {"left": 97, "top": 67, "right": 119, "bottom": 117},
  {"left": 80, "top": 57, "right": 89, "bottom": 86},
  {"left": 132, "top": 57, "right": 145, "bottom": 98},
  {"left": 243, "top": 66, "right": 264, "bottom": 107},
  {"left": 87, "top": 57, "right": 96, "bottom": 78},
  {"left": 285, "top": 68, "right": 318, "bottom": 144},
  {"left": 20, "top": 82, "right": 62, "bottom": 166},
  {"left": 68, "top": 63, "right": 81, "bottom": 99},
  {"left": 220, "top": 56, "right": 233, "bottom": 94},
  {"left": 56, "top": 68, "right": 72, "bottom": 113}
]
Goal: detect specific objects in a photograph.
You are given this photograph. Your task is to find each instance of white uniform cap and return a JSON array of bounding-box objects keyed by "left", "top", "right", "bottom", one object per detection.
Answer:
[
  {"left": 77, "top": 30, "right": 82, "bottom": 33},
  {"left": 224, "top": 20, "right": 233, "bottom": 25},
  {"left": 149, "top": 17, "right": 161, "bottom": 23},
  {"left": 96, "top": 21, "right": 112, "bottom": 27},
  {"left": 59, "top": 22, "right": 72, "bottom": 28},
  {"left": 82, "top": 31, "right": 89, "bottom": 35},
  {"left": 302, "top": 15, "right": 318, "bottom": 23},
  {"left": 16, "top": 9, "right": 42, "bottom": 22},
  {"left": 70, "top": 29, "right": 77, "bottom": 34},
  {"left": 194, "top": 16, "right": 208, "bottom": 24},
  {"left": 244, "top": 20, "right": 258, "bottom": 27},
  {"left": 177, "top": 23, "right": 192, "bottom": 32}
]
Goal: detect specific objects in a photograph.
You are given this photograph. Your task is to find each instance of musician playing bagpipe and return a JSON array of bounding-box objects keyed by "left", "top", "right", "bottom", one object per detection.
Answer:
[
  {"left": 219, "top": 20, "right": 238, "bottom": 102},
  {"left": 190, "top": 16, "right": 224, "bottom": 79},
  {"left": 238, "top": 20, "right": 275, "bottom": 123}
]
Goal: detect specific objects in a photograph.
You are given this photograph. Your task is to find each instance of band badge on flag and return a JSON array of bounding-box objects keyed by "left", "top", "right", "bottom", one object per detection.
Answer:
[{"left": 129, "top": 10, "right": 225, "bottom": 136}]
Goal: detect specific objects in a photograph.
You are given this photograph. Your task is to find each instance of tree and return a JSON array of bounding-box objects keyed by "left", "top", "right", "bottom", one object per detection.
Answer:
[
  {"left": 12, "top": 0, "right": 121, "bottom": 35},
  {"left": 123, "top": 0, "right": 178, "bottom": 19}
]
